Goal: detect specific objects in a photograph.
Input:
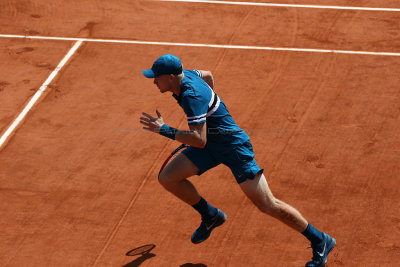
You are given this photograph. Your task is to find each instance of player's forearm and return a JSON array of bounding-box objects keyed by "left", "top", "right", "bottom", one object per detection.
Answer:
[
  {"left": 175, "top": 130, "right": 206, "bottom": 148},
  {"left": 200, "top": 70, "right": 214, "bottom": 89},
  {"left": 202, "top": 75, "right": 214, "bottom": 89},
  {"left": 157, "top": 121, "right": 207, "bottom": 148}
]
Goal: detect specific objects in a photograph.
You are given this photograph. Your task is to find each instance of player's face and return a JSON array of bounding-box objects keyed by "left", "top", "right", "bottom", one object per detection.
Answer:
[{"left": 154, "top": 75, "right": 173, "bottom": 93}]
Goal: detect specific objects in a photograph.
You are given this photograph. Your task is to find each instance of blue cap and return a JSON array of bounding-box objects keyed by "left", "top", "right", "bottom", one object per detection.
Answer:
[{"left": 142, "top": 54, "right": 183, "bottom": 78}]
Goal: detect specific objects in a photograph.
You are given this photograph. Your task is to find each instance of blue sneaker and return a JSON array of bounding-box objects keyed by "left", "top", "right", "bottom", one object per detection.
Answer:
[
  {"left": 305, "top": 233, "right": 336, "bottom": 267},
  {"left": 191, "top": 209, "right": 227, "bottom": 244}
]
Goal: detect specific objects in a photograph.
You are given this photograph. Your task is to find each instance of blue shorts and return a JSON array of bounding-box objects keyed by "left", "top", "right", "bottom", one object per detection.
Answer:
[{"left": 181, "top": 140, "right": 263, "bottom": 184}]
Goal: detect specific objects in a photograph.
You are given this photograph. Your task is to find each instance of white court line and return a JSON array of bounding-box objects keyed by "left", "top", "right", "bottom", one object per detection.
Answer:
[
  {"left": 0, "top": 40, "right": 82, "bottom": 150},
  {"left": 158, "top": 0, "right": 400, "bottom": 12},
  {"left": 1, "top": 34, "right": 400, "bottom": 56}
]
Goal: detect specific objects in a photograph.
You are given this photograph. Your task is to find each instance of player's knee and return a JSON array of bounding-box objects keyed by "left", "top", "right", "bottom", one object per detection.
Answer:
[
  {"left": 158, "top": 170, "right": 181, "bottom": 189},
  {"left": 158, "top": 170, "right": 172, "bottom": 188}
]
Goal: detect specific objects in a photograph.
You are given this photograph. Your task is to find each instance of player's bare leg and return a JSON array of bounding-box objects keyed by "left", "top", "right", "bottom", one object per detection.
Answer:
[
  {"left": 158, "top": 152, "right": 201, "bottom": 205},
  {"left": 240, "top": 172, "right": 335, "bottom": 266},
  {"left": 239, "top": 172, "right": 308, "bottom": 232},
  {"left": 158, "top": 152, "right": 226, "bottom": 244}
]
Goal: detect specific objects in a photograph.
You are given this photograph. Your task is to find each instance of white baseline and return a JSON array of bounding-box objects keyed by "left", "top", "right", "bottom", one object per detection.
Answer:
[
  {"left": 158, "top": 0, "right": 400, "bottom": 12},
  {"left": 0, "top": 40, "right": 83, "bottom": 150},
  {"left": 0, "top": 34, "right": 400, "bottom": 57}
]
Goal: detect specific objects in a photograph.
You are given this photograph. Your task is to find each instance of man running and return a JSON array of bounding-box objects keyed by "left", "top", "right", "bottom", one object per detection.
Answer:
[{"left": 140, "top": 54, "right": 335, "bottom": 266}]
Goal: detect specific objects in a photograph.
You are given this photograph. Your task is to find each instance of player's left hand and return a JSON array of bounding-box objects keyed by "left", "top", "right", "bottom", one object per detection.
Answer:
[{"left": 140, "top": 110, "right": 165, "bottom": 133}]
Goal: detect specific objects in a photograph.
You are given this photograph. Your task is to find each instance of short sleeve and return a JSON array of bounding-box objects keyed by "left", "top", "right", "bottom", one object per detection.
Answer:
[{"left": 182, "top": 94, "right": 208, "bottom": 125}]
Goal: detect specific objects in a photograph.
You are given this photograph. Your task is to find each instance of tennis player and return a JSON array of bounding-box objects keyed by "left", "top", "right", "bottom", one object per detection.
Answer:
[{"left": 140, "top": 54, "right": 335, "bottom": 266}]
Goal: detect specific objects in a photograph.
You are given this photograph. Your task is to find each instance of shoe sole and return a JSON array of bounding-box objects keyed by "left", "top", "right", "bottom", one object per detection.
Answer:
[{"left": 191, "top": 211, "right": 227, "bottom": 244}]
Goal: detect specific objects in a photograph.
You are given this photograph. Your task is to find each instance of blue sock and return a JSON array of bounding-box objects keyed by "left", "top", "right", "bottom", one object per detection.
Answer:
[
  {"left": 302, "top": 223, "right": 324, "bottom": 244},
  {"left": 192, "top": 197, "right": 217, "bottom": 221}
]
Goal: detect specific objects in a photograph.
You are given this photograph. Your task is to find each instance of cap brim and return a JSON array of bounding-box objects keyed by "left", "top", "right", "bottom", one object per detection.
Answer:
[{"left": 142, "top": 69, "right": 156, "bottom": 78}]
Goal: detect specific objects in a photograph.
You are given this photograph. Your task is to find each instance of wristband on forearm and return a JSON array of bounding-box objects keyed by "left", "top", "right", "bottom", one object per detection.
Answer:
[{"left": 159, "top": 124, "right": 178, "bottom": 140}]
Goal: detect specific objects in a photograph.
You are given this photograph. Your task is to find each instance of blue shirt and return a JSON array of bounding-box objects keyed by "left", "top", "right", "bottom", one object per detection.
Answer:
[{"left": 173, "top": 70, "right": 249, "bottom": 145}]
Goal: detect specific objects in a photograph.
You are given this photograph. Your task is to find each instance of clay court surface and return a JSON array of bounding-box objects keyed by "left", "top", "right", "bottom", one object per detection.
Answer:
[{"left": 1, "top": 0, "right": 400, "bottom": 266}]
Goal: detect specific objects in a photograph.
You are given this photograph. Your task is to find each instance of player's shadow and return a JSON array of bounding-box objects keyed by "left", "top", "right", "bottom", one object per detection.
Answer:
[
  {"left": 180, "top": 264, "right": 207, "bottom": 267},
  {"left": 122, "top": 252, "right": 156, "bottom": 267}
]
